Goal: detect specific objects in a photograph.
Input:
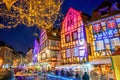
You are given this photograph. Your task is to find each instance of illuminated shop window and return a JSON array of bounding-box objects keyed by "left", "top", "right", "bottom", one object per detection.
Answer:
[
  {"left": 72, "top": 31, "right": 78, "bottom": 41},
  {"left": 66, "top": 48, "right": 71, "bottom": 58},
  {"left": 110, "top": 38, "right": 120, "bottom": 49},
  {"left": 65, "top": 34, "right": 70, "bottom": 43},
  {"left": 96, "top": 40, "right": 105, "bottom": 51}
]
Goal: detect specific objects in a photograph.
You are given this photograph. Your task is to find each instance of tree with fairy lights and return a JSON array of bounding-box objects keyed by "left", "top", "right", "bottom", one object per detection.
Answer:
[{"left": 0, "top": 0, "right": 63, "bottom": 30}]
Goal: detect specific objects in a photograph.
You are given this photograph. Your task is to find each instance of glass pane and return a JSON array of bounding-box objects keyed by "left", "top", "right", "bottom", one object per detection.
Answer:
[
  {"left": 66, "top": 48, "right": 71, "bottom": 58},
  {"left": 96, "top": 40, "right": 104, "bottom": 50},
  {"left": 72, "top": 31, "right": 78, "bottom": 40},
  {"left": 79, "top": 50, "right": 85, "bottom": 56},
  {"left": 65, "top": 34, "right": 70, "bottom": 42},
  {"left": 110, "top": 38, "right": 120, "bottom": 49},
  {"left": 73, "top": 47, "right": 79, "bottom": 56}
]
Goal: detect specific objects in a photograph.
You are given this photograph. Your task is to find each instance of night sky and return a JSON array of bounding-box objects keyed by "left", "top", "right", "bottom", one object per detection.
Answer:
[{"left": 0, "top": 0, "right": 120, "bottom": 54}]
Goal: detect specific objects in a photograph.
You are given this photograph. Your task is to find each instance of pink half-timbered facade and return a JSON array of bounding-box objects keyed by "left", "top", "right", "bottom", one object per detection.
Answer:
[{"left": 61, "top": 7, "right": 89, "bottom": 64}]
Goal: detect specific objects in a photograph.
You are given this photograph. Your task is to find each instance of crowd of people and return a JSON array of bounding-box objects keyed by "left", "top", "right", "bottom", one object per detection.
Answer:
[
  {"left": 0, "top": 67, "right": 114, "bottom": 80},
  {"left": 46, "top": 68, "right": 114, "bottom": 80},
  {"left": 52, "top": 69, "right": 90, "bottom": 80}
]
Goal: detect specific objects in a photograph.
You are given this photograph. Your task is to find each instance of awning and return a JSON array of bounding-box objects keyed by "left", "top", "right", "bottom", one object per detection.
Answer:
[{"left": 90, "top": 57, "right": 112, "bottom": 65}]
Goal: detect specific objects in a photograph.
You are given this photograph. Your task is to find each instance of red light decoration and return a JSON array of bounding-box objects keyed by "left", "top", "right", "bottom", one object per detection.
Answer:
[
  {"left": 93, "top": 24, "right": 101, "bottom": 33},
  {"left": 107, "top": 20, "right": 116, "bottom": 29}
]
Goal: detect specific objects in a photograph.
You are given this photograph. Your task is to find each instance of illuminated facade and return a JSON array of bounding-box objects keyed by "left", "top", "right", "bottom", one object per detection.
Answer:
[
  {"left": 26, "top": 49, "right": 33, "bottom": 64},
  {"left": 35, "top": 28, "right": 60, "bottom": 68},
  {"left": 0, "top": 41, "right": 13, "bottom": 68},
  {"left": 87, "top": 2, "right": 120, "bottom": 59},
  {"left": 33, "top": 38, "right": 40, "bottom": 63},
  {"left": 86, "top": 1, "right": 120, "bottom": 74},
  {"left": 61, "top": 8, "right": 89, "bottom": 64}
]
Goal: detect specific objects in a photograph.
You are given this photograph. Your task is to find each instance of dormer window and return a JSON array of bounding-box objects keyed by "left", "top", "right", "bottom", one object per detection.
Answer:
[
  {"left": 99, "top": 7, "right": 109, "bottom": 15},
  {"left": 110, "top": 2, "right": 120, "bottom": 12}
]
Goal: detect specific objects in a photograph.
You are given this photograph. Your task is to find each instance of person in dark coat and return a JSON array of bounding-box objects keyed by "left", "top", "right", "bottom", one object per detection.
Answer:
[
  {"left": 55, "top": 69, "right": 59, "bottom": 76},
  {"left": 75, "top": 71, "right": 81, "bottom": 80},
  {"left": 61, "top": 69, "right": 65, "bottom": 76},
  {"left": 82, "top": 72, "right": 89, "bottom": 80},
  {"left": 66, "top": 70, "right": 70, "bottom": 78},
  {"left": 2, "top": 67, "right": 14, "bottom": 80}
]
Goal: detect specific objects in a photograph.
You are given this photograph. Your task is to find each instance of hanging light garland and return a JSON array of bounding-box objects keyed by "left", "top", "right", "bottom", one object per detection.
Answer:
[{"left": 0, "top": 0, "right": 63, "bottom": 30}]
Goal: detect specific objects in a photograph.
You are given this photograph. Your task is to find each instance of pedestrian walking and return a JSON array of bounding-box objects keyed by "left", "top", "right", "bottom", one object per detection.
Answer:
[
  {"left": 75, "top": 71, "right": 81, "bottom": 80},
  {"left": 82, "top": 72, "right": 89, "bottom": 80}
]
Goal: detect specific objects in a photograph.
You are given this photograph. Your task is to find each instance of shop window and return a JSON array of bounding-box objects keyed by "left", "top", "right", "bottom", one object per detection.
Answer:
[{"left": 110, "top": 38, "right": 120, "bottom": 49}]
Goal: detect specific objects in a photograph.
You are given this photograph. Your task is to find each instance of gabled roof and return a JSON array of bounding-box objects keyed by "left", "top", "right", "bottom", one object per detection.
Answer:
[
  {"left": 62, "top": 7, "right": 81, "bottom": 23},
  {"left": 62, "top": 7, "right": 90, "bottom": 23},
  {"left": 90, "top": 1, "right": 120, "bottom": 21}
]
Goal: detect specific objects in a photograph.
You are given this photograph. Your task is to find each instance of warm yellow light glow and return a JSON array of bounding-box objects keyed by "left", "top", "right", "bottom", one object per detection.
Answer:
[
  {"left": 0, "top": 0, "right": 63, "bottom": 30},
  {"left": 3, "top": 0, "right": 17, "bottom": 10},
  {"left": 112, "top": 55, "right": 120, "bottom": 80},
  {"left": 0, "top": 58, "right": 3, "bottom": 64}
]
